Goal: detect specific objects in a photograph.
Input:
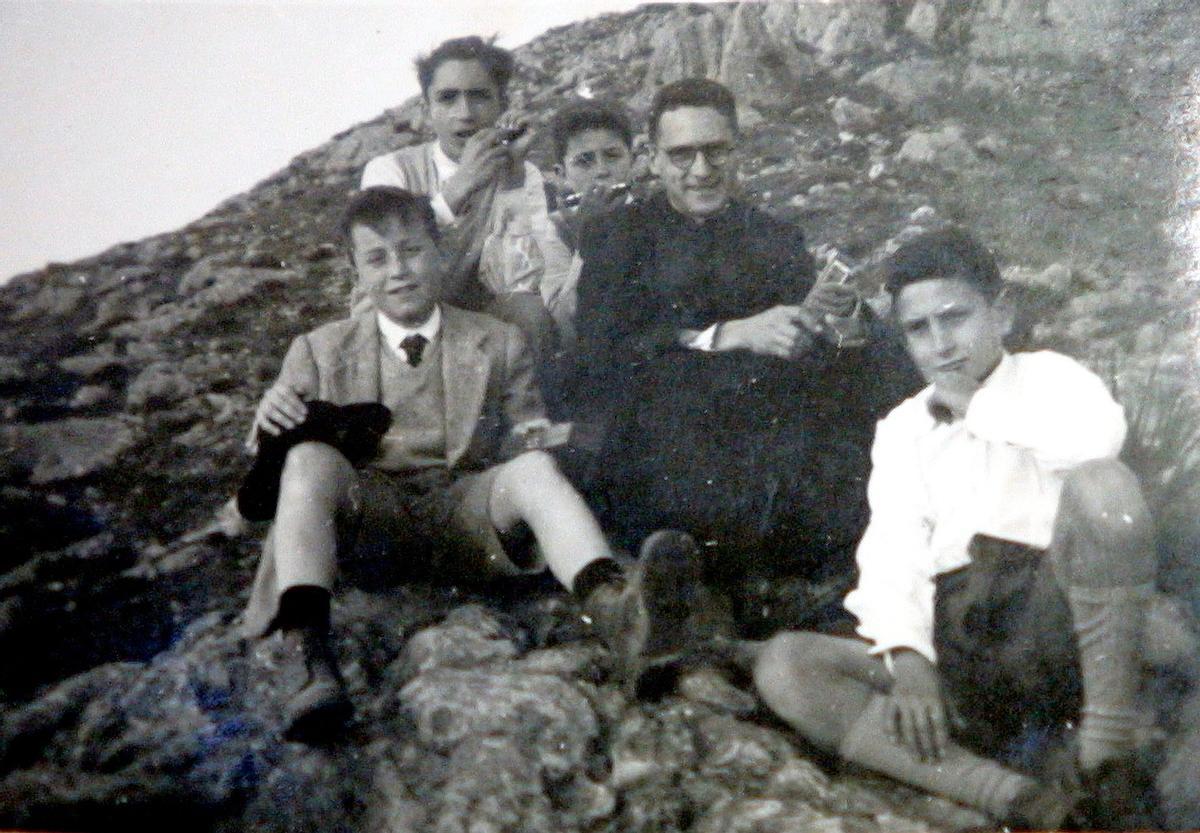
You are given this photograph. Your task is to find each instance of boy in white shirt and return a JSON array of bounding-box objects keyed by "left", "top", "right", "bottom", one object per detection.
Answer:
[
  {"left": 361, "top": 36, "right": 570, "bottom": 398},
  {"left": 753, "top": 228, "right": 1158, "bottom": 829}
]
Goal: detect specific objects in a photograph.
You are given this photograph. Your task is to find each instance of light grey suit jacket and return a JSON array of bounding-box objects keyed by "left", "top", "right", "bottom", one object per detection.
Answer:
[{"left": 272, "top": 304, "right": 544, "bottom": 471}]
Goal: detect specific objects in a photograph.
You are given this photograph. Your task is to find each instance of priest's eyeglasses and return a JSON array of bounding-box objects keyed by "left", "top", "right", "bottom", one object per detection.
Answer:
[{"left": 661, "top": 142, "right": 734, "bottom": 170}]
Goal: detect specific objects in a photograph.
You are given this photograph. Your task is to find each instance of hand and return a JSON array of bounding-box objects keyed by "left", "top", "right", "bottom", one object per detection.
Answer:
[
  {"left": 717, "top": 305, "right": 816, "bottom": 358},
  {"left": 249, "top": 384, "right": 308, "bottom": 451},
  {"left": 441, "top": 127, "right": 510, "bottom": 214},
  {"left": 928, "top": 369, "right": 980, "bottom": 420},
  {"left": 494, "top": 111, "right": 536, "bottom": 160},
  {"left": 886, "top": 649, "right": 949, "bottom": 763},
  {"left": 556, "top": 183, "right": 627, "bottom": 247},
  {"left": 802, "top": 281, "right": 859, "bottom": 318}
]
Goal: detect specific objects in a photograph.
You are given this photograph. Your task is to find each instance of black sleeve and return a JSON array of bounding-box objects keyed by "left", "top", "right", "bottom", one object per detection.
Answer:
[
  {"left": 575, "top": 208, "right": 663, "bottom": 377},
  {"left": 761, "top": 212, "right": 817, "bottom": 307}
]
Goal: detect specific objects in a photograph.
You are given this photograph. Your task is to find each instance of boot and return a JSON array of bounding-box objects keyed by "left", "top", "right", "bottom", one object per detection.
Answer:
[
  {"left": 282, "top": 627, "right": 352, "bottom": 742},
  {"left": 583, "top": 530, "right": 733, "bottom": 697}
]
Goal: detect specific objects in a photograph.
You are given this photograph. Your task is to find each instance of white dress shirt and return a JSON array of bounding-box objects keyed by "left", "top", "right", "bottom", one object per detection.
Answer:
[
  {"left": 362, "top": 142, "right": 571, "bottom": 298},
  {"left": 376, "top": 306, "right": 442, "bottom": 362},
  {"left": 843, "top": 350, "right": 1127, "bottom": 664}
]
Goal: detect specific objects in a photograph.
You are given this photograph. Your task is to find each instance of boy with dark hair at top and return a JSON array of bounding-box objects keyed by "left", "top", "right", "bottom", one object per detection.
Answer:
[
  {"left": 361, "top": 35, "right": 571, "bottom": 402},
  {"left": 541, "top": 98, "right": 636, "bottom": 355},
  {"left": 238, "top": 187, "right": 699, "bottom": 741},
  {"left": 753, "top": 228, "right": 1160, "bottom": 829}
]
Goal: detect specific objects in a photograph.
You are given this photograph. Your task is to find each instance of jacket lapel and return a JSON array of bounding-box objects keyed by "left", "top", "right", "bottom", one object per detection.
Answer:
[
  {"left": 440, "top": 307, "right": 489, "bottom": 467},
  {"left": 333, "top": 312, "right": 381, "bottom": 403}
]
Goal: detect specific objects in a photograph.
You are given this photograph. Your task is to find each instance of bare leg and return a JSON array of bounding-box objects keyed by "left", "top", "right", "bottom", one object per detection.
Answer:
[
  {"left": 272, "top": 441, "right": 357, "bottom": 593},
  {"left": 754, "top": 631, "right": 891, "bottom": 750},
  {"left": 268, "top": 442, "right": 357, "bottom": 738},
  {"left": 755, "top": 632, "right": 1055, "bottom": 823},
  {"left": 488, "top": 450, "right": 611, "bottom": 590}
]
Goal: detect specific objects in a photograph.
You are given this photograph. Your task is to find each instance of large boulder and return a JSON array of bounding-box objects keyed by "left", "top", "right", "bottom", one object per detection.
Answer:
[{"left": 718, "top": 2, "right": 820, "bottom": 114}]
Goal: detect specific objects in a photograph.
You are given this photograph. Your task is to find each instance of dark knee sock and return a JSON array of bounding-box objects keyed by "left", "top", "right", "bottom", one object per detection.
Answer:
[
  {"left": 278, "top": 585, "right": 332, "bottom": 635},
  {"left": 572, "top": 557, "right": 624, "bottom": 600}
]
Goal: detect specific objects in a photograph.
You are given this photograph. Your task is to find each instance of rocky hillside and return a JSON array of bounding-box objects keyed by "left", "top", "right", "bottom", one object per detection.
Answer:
[{"left": 2, "top": 1, "right": 1200, "bottom": 830}]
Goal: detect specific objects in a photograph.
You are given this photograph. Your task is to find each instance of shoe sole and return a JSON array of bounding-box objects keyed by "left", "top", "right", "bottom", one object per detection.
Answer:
[{"left": 634, "top": 530, "right": 707, "bottom": 694}]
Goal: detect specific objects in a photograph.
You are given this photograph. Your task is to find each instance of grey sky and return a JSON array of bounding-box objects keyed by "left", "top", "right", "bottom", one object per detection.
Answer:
[{"left": 0, "top": 0, "right": 653, "bottom": 282}]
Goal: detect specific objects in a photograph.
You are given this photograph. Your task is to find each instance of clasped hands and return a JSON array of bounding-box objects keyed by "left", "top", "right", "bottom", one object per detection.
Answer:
[{"left": 715, "top": 281, "right": 860, "bottom": 358}]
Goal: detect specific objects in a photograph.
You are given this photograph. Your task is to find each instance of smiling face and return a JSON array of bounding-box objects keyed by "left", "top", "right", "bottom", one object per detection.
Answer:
[
  {"left": 894, "top": 277, "right": 1013, "bottom": 388},
  {"left": 650, "top": 105, "right": 736, "bottom": 220},
  {"left": 425, "top": 58, "right": 505, "bottom": 162},
  {"left": 558, "top": 128, "right": 633, "bottom": 194},
  {"left": 350, "top": 214, "right": 442, "bottom": 327}
]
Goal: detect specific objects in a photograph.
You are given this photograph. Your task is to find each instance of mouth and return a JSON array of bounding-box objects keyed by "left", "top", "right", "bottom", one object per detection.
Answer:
[
  {"left": 933, "top": 359, "right": 967, "bottom": 373},
  {"left": 452, "top": 128, "right": 477, "bottom": 141},
  {"left": 386, "top": 283, "right": 420, "bottom": 295}
]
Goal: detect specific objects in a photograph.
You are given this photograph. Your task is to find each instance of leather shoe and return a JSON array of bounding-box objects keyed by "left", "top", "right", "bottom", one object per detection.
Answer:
[
  {"left": 583, "top": 529, "right": 733, "bottom": 698},
  {"left": 283, "top": 670, "right": 352, "bottom": 742}
]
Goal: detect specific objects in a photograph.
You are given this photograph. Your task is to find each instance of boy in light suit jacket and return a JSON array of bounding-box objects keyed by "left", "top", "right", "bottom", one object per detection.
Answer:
[{"left": 240, "top": 187, "right": 698, "bottom": 740}]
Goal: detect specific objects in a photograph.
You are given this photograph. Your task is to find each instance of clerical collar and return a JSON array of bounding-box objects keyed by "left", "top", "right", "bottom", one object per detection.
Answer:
[{"left": 377, "top": 306, "right": 441, "bottom": 359}]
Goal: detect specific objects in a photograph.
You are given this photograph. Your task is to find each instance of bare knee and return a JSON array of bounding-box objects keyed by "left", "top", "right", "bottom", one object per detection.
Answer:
[
  {"left": 279, "top": 442, "right": 354, "bottom": 499},
  {"left": 1061, "top": 459, "right": 1154, "bottom": 540},
  {"left": 1058, "top": 458, "right": 1155, "bottom": 584},
  {"left": 754, "top": 632, "right": 829, "bottom": 713},
  {"left": 755, "top": 632, "right": 879, "bottom": 751}
]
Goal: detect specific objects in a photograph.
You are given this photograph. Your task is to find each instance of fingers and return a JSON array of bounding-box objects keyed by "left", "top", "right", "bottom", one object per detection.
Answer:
[
  {"left": 254, "top": 386, "right": 307, "bottom": 436},
  {"left": 888, "top": 696, "right": 948, "bottom": 763},
  {"left": 805, "top": 283, "right": 858, "bottom": 316},
  {"left": 929, "top": 702, "right": 949, "bottom": 761}
]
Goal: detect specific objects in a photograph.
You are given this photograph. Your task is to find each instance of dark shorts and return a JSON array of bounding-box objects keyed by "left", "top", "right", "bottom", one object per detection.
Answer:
[
  {"left": 340, "top": 466, "right": 542, "bottom": 584},
  {"left": 934, "top": 535, "right": 1082, "bottom": 769}
]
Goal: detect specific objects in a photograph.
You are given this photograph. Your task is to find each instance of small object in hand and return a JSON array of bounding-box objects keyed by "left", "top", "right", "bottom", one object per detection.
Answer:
[
  {"left": 499, "top": 124, "right": 528, "bottom": 145},
  {"left": 817, "top": 249, "right": 867, "bottom": 349}
]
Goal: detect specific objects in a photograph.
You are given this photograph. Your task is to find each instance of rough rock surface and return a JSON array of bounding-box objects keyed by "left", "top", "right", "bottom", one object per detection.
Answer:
[{"left": 3, "top": 1, "right": 1200, "bottom": 830}]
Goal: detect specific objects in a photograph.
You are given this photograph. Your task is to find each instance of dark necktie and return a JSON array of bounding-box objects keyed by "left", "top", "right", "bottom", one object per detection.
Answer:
[{"left": 399, "top": 334, "right": 427, "bottom": 367}]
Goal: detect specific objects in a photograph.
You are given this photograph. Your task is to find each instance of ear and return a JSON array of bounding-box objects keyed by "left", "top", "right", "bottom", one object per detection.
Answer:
[
  {"left": 648, "top": 145, "right": 664, "bottom": 179},
  {"left": 553, "top": 162, "right": 565, "bottom": 179}
]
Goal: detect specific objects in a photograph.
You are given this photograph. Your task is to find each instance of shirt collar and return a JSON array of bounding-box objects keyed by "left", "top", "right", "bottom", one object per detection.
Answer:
[
  {"left": 432, "top": 142, "right": 459, "bottom": 181},
  {"left": 924, "top": 351, "right": 1014, "bottom": 423},
  {"left": 377, "top": 305, "right": 442, "bottom": 358}
]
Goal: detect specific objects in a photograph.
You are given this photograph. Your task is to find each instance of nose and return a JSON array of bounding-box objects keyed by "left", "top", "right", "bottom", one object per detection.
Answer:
[
  {"left": 385, "top": 253, "right": 408, "bottom": 280},
  {"left": 450, "top": 94, "right": 472, "bottom": 120},
  {"left": 689, "top": 151, "right": 715, "bottom": 178},
  {"left": 930, "top": 321, "right": 955, "bottom": 356}
]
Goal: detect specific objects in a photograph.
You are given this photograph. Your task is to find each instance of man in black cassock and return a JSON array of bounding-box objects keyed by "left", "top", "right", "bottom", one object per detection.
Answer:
[{"left": 571, "top": 78, "right": 919, "bottom": 635}]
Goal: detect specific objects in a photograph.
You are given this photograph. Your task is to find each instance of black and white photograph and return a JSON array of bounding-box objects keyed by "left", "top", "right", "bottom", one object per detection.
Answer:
[{"left": 1, "top": 1, "right": 1198, "bottom": 830}]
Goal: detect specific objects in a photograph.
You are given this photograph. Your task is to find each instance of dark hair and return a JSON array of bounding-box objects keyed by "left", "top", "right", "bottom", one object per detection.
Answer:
[
  {"left": 549, "top": 99, "right": 634, "bottom": 163},
  {"left": 416, "top": 36, "right": 514, "bottom": 98},
  {"left": 340, "top": 187, "right": 439, "bottom": 248},
  {"left": 884, "top": 227, "right": 1003, "bottom": 300},
  {"left": 649, "top": 78, "right": 737, "bottom": 143}
]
